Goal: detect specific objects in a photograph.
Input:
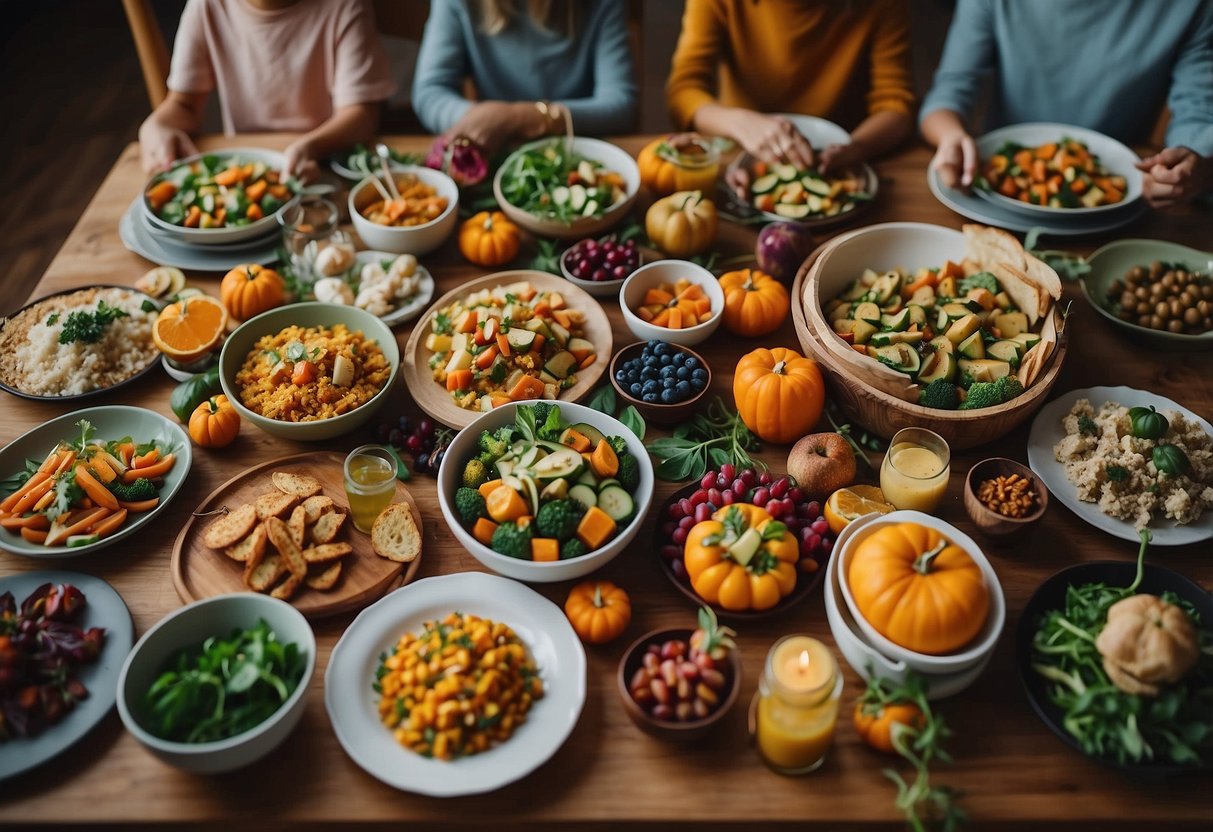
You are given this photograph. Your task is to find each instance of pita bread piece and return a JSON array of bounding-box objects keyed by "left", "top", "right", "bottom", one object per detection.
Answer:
[
  {"left": 991, "top": 263, "right": 1044, "bottom": 327},
  {"left": 202, "top": 503, "right": 257, "bottom": 550},
  {"left": 305, "top": 561, "right": 343, "bottom": 591},
  {"left": 272, "top": 472, "right": 323, "bottom": 499},
  {"left": 223, "top": 523, "right": 267, "bottom": 564},
  {"left": 255, "top": 491, "right": 298, "bottom": 521}
]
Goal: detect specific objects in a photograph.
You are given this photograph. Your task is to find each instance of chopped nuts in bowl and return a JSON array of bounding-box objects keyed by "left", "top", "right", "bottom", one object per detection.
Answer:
[{"left": 964, "top": 458, "right": 1048, "bottom": 536}]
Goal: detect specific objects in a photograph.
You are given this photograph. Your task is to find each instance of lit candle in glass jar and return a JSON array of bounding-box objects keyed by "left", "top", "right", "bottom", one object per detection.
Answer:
[{"left": 755, "top": 635, "right": 842, "bottom": 774}]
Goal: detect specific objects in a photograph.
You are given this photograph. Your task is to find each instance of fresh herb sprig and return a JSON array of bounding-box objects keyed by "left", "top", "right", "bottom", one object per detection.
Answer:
[
  {"left": 1024, "top": 228, "right": 1091, "bottom": 283},
  {"left": 585, "top": 384, "right": 646, "bottom": 441},
  {"left": 647, "top": 397, "right": 763, "bottom": 482},
  {"left": 143, "top": 619, "right": 306, "bottom": 744},
  {"left": 1031, "top": 528, "right": 1213, "bottom": 766},
  {"left": 824, "top": 403, "right": 885, "bottom": 474},
  {"left": 56, "top": 300, "right": 129, "bottom": 345}
]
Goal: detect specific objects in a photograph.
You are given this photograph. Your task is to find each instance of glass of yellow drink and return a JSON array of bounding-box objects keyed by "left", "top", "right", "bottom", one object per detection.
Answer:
[
  {"left": 343, "top": 444, "right": 397, "bottom": 533},
  {"left": 879, "top": 428, "right": 951, "bottom": 514}
]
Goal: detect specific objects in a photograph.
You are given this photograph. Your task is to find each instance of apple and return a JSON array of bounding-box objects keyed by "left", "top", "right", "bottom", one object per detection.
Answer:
[{"left": 786, "top": 432, "right": 857, "bottom": 498}]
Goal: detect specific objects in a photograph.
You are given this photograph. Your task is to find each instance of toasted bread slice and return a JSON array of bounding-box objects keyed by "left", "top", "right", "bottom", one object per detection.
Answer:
[
  {"left": 371, "top": 502, "right": 421, "bottom": 563},
  {"left": 991, "top": 263, "right": 1044, "bottom": 327},
  {"left": 311, "top": 510, "right": 347, "bottom": 544},
  {"left": 255, "top": 491, "right": 298, "bottom": 521},
  {"left": 305, "top": 561, "right": 343, "bottom": 591},
  {"left": 245, "top": 551, "right": 284, "bottom": 591},
  {"left": 270, "top": 572, "right": 303, "bottom": 600},
  {"left": 202, "top": 503, "right": 257, "bottom": 549},
  {"left": 302, "top": 542, "right": 353, "bottom": 564},
  {"left": 287, "top": 505, "right": 308, "bottom": 548},
  {"left": 1023, "top": 253, "right": 1063, "bottom": 316},
  {"left": 272, "top": 472, "right": 323, "bottom": 499},
  {"left": 300, "top": 495, "right": 335, "bottom": 524},
  {"left": 266, "top": 516, "right": 307, "bottom": 579},
  {"left": 964, "top": 224, "right": 1026, "bottom": 271},
  {"left": 223, "top": 523, "right": 267, "bottom": 563}
]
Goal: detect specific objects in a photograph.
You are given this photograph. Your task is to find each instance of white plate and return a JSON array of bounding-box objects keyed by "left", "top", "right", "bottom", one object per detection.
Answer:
[
  {"left": 120, "top": 199, "right": 279, "bottom": 271},
  {"left": 325, "top": 572, "right": 587, "bottom": 796},
  {"left": 350, "top": 250, "right": 435, "bottom": 327},
  {"left": 1026, "top": 386, "right": 1213, "bottom": 546},
  {"left": 0, "top": 571, "right": 133, "bottom": 779},
  {"left": 0, "top": 406, "right": 193, "bottom": 558},
  {"left": 973, "top": 123, "right": 1142, "bottom": 217}
]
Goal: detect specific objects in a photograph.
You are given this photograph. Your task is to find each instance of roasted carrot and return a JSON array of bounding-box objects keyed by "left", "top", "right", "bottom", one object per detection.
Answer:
[
  {"left": 213, "top": 167, "right": 244, "bottom": 187},
  {"left": 446, "top": 369, "right": 474, "bottom": 392},
  {"left": 20, "top": 528, "right": 48, "bottom": 544},
  {"left": 33, "top": 489, "right": 57, "bottom": 512},
  {"left": 89, "top": 509, "right": 128, "bottom": 538},
  {"left": 74, "top": 464, "right": 120, "bottom": 511},
  {"left": 474, "top": 345, "right": 499, "bottom": 370},
  {"left": 87, "top": 456, "right": 116, "bottom": 484},
  {"left": 133, "top": 448, "right": 160, "bottom": 469},
  {"left": 246, "top": 203, "right": 264, "bottom": 221},
  {"left": 122, "top": 454, "right": 174, "bottom": 483},
  {"left": 118, "top": 498, "right": 159, "bottom": 513},
  {"left": 0, "top": 470, "right": 51, "bottom": 513},
  {"left": 45, "top": 507, "right": 111, "bottom": 546},
  {"left": 9, "top": 478, "right": 54, "bottom": 516},
  {"left": 245, "top": 179, "right": 267, "bottom": 203}
]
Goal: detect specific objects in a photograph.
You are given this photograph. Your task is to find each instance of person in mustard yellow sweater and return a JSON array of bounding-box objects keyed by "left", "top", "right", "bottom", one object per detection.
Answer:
[{"left": 666, "top": 0, "right": 915, "bottom": 185}]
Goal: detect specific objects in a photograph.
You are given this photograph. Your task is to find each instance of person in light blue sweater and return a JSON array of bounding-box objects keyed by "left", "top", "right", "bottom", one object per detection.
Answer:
[
  {"left": 412, "top": 0, "right": 637, "bottom": 152},
  {"left": 920, "top": 0, "right": 1213, "bottom": 206}
]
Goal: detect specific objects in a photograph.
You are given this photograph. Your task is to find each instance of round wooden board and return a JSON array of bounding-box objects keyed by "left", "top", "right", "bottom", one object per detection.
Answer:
[
  {"left": 171, "top": 452, "right": 422, "bottom": 619},
  {"left": 402, "top": 269, "right": 614, "bottom": 429}
]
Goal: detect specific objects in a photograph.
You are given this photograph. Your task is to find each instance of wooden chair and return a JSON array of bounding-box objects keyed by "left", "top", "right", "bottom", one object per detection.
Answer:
[{"left": 121, "top": 0, "right": 170, "bottom": 109}]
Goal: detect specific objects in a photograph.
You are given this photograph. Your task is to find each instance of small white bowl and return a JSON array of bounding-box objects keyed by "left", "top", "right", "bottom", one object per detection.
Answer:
[
  {"left": 436, "top": 401, "right": 654, "bottom": 583},
  {"left": 620, "top": 259, "right": 723, "bottom": 347},
  {"left": 558, "top": 242, "right": 643, "bottom": 298},
  {"left": 349, "top": 166, "right": 459, "bottom": 256},
  {"left": 836, "top": 510, "right": 1006, "bottom": 675},
  {"left": 824, "top": 514, "right": 993, "bottom": 699},
  {"left": 117, "top": 593, "right": 316, "bottom": 773},
  {"left": 142, "top": 148, "right": 293, "bottom": 247}
]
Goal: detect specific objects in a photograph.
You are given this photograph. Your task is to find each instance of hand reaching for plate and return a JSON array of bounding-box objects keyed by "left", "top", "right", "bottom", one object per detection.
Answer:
[
  {"left": 931, "top": 129, "right": 978, "bottom": 190},
  {"left": 1136, "top": 146, "right": 1212, "bottom": 208}
]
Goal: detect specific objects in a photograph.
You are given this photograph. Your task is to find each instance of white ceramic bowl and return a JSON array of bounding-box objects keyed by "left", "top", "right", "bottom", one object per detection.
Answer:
[
  {"left": 974, "top": 122, "right": 1142, "bottom": 217},
  {"left": 620, "top": 259, "right": 723, "bottom": 347},
  {"left": 558, "top": 242, "right": 644, "bottom": 298},
  {"left": 436, "top": 401, "right": 654, "bottom": 583},
  {"left": 142, "top": 148, "right": 293, "bottom": 246},
  {"left": 824, "top": 513, "right": 993, "bottom": 699},
  {"left": 116, "top": 593, "right": 316, "bottom": 773},
  {"left": 349, "top": 166, "right": 460, "bottom": 256},
  {"left": 494, "top": 137, "right": 640, "bottom": 241},
  {"left": 836, "top": 510, "right": 1006, "bottom": 675},
  {"left": 218, "top": 302, "right": 400, "bottom": 441}
]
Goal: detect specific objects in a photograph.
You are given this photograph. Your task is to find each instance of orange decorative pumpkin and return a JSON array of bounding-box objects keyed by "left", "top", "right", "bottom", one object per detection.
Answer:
[
  {"left": 220, "top": 264, "right": 285, "bottom": 320},
  {"left": 188, "top": 394, "right": 241, "bottom": 448},
  {"left": 459, "top": 211, "right": 520, "bottom": 267},
  {"left": 853, "top": 697, "right": 926, "bottom": 754},
  {"left": 564, "top": 580, "right": 631, "bottom": 644},
  {"left": 732, "top": 347, "right": 825, "bottom": 444},
  {"left": 637, "top": 134, "right": 719, "bottom": 196},
  {"left": 683, "top": 504, "right": 798, "bottom": 611},
  {"left": 846, "top": 523, "right": 990, "bottom": 655},
  {"left": 719, "top": 269, "right": 789, "bottom": 337}
]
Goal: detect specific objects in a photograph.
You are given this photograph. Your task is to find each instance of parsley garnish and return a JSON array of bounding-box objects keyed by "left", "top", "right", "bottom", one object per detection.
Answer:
[
  {"left": 1077, "top": 415, "right": 1099, "bottom": 436},
  {"left": 1106, "top": 464, "right": 1130, "bottom": 483},
  {"left": 434, "top": 312, "right": 453, "bottom": 335},
  {"left": 57, "top": 300, "right": 129, "bottom": 345}
]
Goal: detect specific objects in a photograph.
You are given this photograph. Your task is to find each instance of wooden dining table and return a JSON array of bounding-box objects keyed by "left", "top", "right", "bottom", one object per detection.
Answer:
[{"left": 1, "top": 134, "right": 1210, "bottom": 831}]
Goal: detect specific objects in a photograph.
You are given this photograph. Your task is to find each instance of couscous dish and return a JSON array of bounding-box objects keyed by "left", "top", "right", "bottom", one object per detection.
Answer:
[
  {"left": 235, "top": 323, "right": 390, "bottom": 422},
  {"left": 1053, "top": 398, "right": 1213, "bottom": 529}
]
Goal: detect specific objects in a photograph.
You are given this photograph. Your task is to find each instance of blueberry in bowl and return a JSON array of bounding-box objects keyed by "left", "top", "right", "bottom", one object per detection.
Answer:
[{"left": 609, "top": 340, "right": 712, "bottom": 425}]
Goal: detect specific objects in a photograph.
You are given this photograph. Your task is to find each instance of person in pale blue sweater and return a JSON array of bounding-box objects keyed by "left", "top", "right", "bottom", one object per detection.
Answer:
[
  {"left": 921, "top": 0, "right": 1213, "bottom": 206},
  {"left": 412, "top": 0, "right": 636, "bottom": 152}
]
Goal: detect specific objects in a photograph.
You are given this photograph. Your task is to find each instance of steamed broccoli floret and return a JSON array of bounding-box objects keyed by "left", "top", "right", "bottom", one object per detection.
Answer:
[
  {"left": 919, "top": 380, "right": 961, "bottom": 410},
  {"left": 477, "top": 430, "right": 509, "bottom": 459},
  {"left": 462, "top": 458, "right": 489, "bottom": 489},
  {"left": 958, "top": 371, "right": 977, "bottom": 390},
  {"left": 490, "top": 519, "right": 534, "bottom": 558},
  {"left": 994, "top": 375, "right": 1025, "bottom": 402},
  {"left": 958, "top": 271, "right": 1000, "bottom": 295},
  {"left": 617, "top": 453, "right": 640, "bottom": 491},
  {"left": 559, "top": 538, "right": 588, "bottom": 560},
  {"left": 454, "top": 487, "right": 488, "bottom": 525},
  {"left": 606, "top": 435, "right": 628, "bottom": 455},
  {"left": 536, "top": 404, "right": 564, "bottom": 440},
  {"left": 959, "top": 381, "right": 1002, "bottom": 410},
  {"left": 108, "top": 477, "right": 157, "bottom": 502},
  {"left": 494, "top": 425, "right": 516, "bottom": 443},
  {"left": 530, "top": 401, "right": 555, "bottom": 429},
  {"left": 535, "top": 499, "right": 585, "bottom": 541}
]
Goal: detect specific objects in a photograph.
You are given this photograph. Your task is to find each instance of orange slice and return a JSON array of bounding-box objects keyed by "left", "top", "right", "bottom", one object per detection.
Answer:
[
  {"left": 824, "top": 485, "right": 896, "bottom": 535},
  {"left": 152, "top": 294, "right": 228, "bottom": 363}
]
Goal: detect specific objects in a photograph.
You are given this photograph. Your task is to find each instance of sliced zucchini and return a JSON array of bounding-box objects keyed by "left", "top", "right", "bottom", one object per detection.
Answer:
[
  {"left": 871, "top": 272, "right": 902, "bottom": 303},
  {"left": 596, "top": 485, "right": 635, "bottom": 522},
  {"left": 1012, "top": 331, "right": 1042, "bottom": 350},
  {"left": 957, "top": 330, "right": 986, "bottom": 360},
  {"left": 869, "top": 343, "right": 920, "bottom": 375},
  {"left": 958, "top": 358, "right": 1012, "bottom": 383},
  {"left": 987, "top": 340, "right": 1023, "bottom": 367},
  {"left": 802, "top": 176, "right": 831, "bottom": 197},
  {"left": 881, "top": 308, "right": 912, "bottom": 332},
  {"left": 569, "top": 422, "right": 607, "bottom": 447},
  {"left": 530, "top": 447, "right": 584, "bottom": 480},
  {"left": 774, "top": 163, "right": 799, "bottom": 182},
  {"left": 544, "top": 350, "right": 577, "bottom": 380},
  {"left": 917, "top": 349, "right": 956, "bottom": 383},
  {"left": 774, "top": 203, "right": 811, "bottom": 219},
  {"left": 568, "top": 484, "right": 598, "bottom": 510},
  {"left": 751, "top": 173, "right": 780, "bottom": 194},
  {"left": 854, "top": 302, "right": 882, "bottom": 326}
]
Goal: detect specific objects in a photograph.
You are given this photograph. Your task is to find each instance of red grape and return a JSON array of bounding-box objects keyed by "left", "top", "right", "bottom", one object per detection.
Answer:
[
  {"left": 751, "top": 487, "right": 770, "bottom": 507},
  {"left": 811, "top": 518, "right": 830, "bottom": 535},
  {"left": 758, "top": 471, "right": 773, "bottom": 486},
  {"left": 679, "top": 498, "right": 695, "bottom": 516},
  {"left": 678, "top": 516, "right": 695, "bottom": 530},
  {"left": 721, "top": 489, "right": 736, "bottom": 505},
  {"left": 700, "top": 473, "right": 716, "bottom": 489},
  {"left": 694, "top": 503, "right": 712, "bottom": 523},
  {"left": 672, "top": 527, "right": 689, "bottom": 545},
  {"left": 707, "top": 488, "right": 723, "bottom": 506},
  {"left": 788, "top": 486, "right": 804, "bottom": 503},
  {"left": 820, "top": 537, "right": 834, "bottom": 554},
  {"left": 660, "top": 544, "right": 682, "bottom": 559},
  {"left": 689, "top": 490, "right": 708, "bottom": 507},
  {"left": 770, "top": 478, "right": 789, "bottom": 499},
  {"left": 720, "top": 463, "right": 736, "bottom": 480}
]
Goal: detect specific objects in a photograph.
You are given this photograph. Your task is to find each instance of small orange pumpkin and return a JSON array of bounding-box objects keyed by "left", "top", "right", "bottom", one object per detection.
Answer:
[
  {"left": 733, "top": 347, "right": 825, "bottom": 444},
  {"left": 564, "top": 580, "right": 631, "bottom": 644},
  {"left": 719, "top": 269, "right": 789, "bottom": 337},
  {"left": 637, "top": 134, "right": 718, "bottom": 196},
  {"left": 459, "top": 211, "right": 520, "bottom": 267},
  {"left": 853, "top": 697, "right": 926, "bottom": 754},
  {"left": 220, "top": 264, "right": 285, "bottom": 321},
  {"left": 188, "top": 394, "right": 240, "bottom": 448}
]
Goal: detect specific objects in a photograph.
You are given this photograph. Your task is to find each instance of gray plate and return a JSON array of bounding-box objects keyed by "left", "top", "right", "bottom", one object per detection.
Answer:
[
  {"left": 0, "top": 571, "right": 133, "bottom": 780},
  {"left": 119, "top": 199, "right": 279, "bottom": 271}
]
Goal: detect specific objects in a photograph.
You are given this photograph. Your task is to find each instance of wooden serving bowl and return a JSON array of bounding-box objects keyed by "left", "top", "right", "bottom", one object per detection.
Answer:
[
  {"left": 964, "top": 457, "right": 1049, "bottom": 536},
  {"left": 617, "top": 628, "right": 742, "bottom": 742},
  {"left": 609, "top": 341, "right": 711, "bottom": 426},
  {"left": 790, "top": 224, "right": 1069, "bottom": 450}
]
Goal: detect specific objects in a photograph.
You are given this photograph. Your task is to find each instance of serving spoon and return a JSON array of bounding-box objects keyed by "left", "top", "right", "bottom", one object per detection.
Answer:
[{"left": 375, "top": 143, "right": 403, "bottom": 201}]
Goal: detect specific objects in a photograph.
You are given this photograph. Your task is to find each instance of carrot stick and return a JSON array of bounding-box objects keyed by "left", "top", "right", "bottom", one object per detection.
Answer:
[
  {"left": 0, "top": 514, "right": 50, "bottom": 531},
  {"left": 35, "top": 448, "right": 65, "bottom": 475},
  {"left": 122, "top": 454, "right": 174, "bottom": 483},
  {"left": 132, "top": 448, "right": 160, "bottom": 469},
  {"left": 20, "top": 528, "right": 48, "bottom": 544},
  {"left": 33, "top": 489, "right": 57, "bottom": 512},
  {"left": 117, "top": 497, "right": 159, "bottom": 513},
  {"left": 10, "top": 478, "right": 54, "bottom": 515},
  {"left": 74, "top": 465, "right": 119, "bottom": 511},
  {"left": 45, "top": 507, "right": 110, "bottom": 546},
  {"left": 0, "top": 470, "right": 51, "bottom": 513},
  {"left": 87, "top": 456, "right": 116, "bottom": 484},
  {"left": 88, "top": 508, "right": 128, "bottom": 538}
]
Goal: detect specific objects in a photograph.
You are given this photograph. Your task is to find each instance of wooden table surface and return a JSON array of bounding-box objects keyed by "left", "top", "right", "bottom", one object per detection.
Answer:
[{"left": 1, "top": 135, "right": 1211, "bottom": 830}]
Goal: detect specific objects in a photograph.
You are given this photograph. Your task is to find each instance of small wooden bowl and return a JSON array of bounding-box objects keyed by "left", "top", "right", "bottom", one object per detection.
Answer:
[
  {"left": 617, "top": 628, "right": 741, "bottom": 742},
  {"left": 964, "top": 457, "right": 1049, "bottom": 536},
  {"left": 609, "top": 342, "right": 712, "bottom": 426}
]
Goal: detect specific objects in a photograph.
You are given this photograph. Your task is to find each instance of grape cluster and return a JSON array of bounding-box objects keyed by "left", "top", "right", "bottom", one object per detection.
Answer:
[
  {"left": 563, "top": 236, "right": 640, "bottom": 283},
  {"left": 658, "top": 464, "right": 834, "bottom": 579},
  {"left": 627, "top": 637, "right": 729, "bottom": 723},
  {"left": 614, "top": 340, "right": 708, "bottom": 404},
  {"left": 373, "top": 415, "right": 447, "bottom": 475}
]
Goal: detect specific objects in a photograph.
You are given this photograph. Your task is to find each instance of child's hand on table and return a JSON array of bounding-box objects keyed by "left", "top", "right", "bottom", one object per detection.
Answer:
[
  {"left": 284, "top": 138, "right": 321, "bottom": 184},
  {"left": 139, "top": 122, "right": 198, "bottom": 173},
  {"left": 1137, "top": 147, "right": 1212, "bottom": 207}
]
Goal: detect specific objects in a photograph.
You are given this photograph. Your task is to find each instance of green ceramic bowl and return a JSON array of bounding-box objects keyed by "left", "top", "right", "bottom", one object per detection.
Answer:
[
  {"left": 1081, "top": 239, "right": 1213, "bottom": 349},
  {"left": 219, "top": 303, "right": 400, "bottom": 441},
  {"left": 0, "top": 406, "right": 192, "bottom": 559}
]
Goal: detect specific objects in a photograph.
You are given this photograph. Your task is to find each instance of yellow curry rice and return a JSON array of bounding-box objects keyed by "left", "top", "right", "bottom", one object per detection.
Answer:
[{"left": 235, "top": 323, "right": 390, "bottom": 422}]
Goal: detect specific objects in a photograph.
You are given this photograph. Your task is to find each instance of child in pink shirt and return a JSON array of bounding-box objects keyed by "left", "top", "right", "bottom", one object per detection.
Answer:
[{"left": 139, "top": 0, "right": 396, "bottom": 179}]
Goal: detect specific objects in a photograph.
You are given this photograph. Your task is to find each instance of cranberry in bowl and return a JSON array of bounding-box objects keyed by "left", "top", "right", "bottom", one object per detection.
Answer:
[{"left": 560, "top": 235, "right": 643, "bottom": 298}]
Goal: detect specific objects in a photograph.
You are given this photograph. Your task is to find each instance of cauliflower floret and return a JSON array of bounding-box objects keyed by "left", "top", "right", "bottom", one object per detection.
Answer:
[
  {"left": 313, "top": 241, "right": 356, "bottom": 276},
  {"left": 360, "top": 262, "right": 389, "bottom": 289},
  {"left": 388, "top": 254, "right": 417, "bottom": 279},
  {"left": 355, "top": 283, "right": 395, "bottom": 316},
  {"left": 313, "top": 277, "right": 353, "bottom": 305},
  {"left": 395, "top": 273, "right": 420, "bottom": 300}
]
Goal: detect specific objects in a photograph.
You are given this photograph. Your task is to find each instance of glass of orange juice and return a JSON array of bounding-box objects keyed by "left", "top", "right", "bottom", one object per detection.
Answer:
[
  {"left": 660, "top": 134, "right": 720, "bottom": 193},
  {"left": 879, "top": 428, "right": 951, "bottom": 514},
  {"left": 343, "top": 444, "right": 397, "bottom": 533}
]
